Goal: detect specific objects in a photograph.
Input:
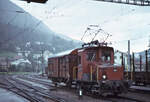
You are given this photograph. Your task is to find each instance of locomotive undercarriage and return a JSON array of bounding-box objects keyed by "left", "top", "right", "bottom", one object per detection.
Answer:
[
  {"left": 49, "top": 75, "right": 130, "bottom": 96},
  {"left": 76, "top": 80, "right": 129, "bottom": 96},
  {"left": 48, "top": 77, "right": 68, "bottom": 84}
]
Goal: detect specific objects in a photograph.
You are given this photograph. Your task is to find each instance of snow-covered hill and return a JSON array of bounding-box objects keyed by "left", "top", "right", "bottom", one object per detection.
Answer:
[
  {"left": 0, "top": 0, "right": 81, "bottom": 54},
  {"left": 11, "top": 0, "right": 150, "bottom": 52}
]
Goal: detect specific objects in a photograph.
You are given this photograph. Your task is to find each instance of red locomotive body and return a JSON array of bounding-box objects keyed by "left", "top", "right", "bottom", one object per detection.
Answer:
[
  {"left": 47, "top": 41, "right": 129, "bottom": 95},
  {"left": 77, "top": 46, "right": 124, "bottom": 81}
]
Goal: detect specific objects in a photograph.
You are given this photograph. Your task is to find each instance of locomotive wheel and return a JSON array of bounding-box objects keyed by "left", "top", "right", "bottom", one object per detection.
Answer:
[
  {"left": 113, "top": 92, "right": 118, "bottom": 96},
  {"left": 143, "top": 81, "right": 147, "bottom": 86},
  {"left": 76, "top": 83, "right": 80, "bottom": 90},
  {"left": 98, "top": 89, "right": 102, "bottom": 96},
  {"left": 66, "top": 81, "right": 72, "bottom": 88}
]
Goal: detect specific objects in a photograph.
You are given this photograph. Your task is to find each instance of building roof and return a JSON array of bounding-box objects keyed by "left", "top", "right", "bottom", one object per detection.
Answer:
[
  {"left": 11, "top": 59, "right": 31, "bottom": 65},
  {"left": 49, "top": 49, "right": 75, "bottom": 58}
]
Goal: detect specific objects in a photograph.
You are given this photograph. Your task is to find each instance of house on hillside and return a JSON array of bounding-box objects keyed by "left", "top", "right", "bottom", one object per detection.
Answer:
[
  {"left": 0, "top": 57, "right": 10, "bottom": 72},
  {"left": 11, "top": 58, "right": 32, "bottom": 72},
  {"left": 0, "top": 55, "right": 32, "bottom": 72}
]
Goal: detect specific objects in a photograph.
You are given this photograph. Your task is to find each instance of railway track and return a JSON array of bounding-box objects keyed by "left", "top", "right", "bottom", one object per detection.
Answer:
[
  {"left": 0, "top": 77, "right": 41, "bottom": 102},
  {"left": 105, "top": 95, "right": 144, "bottom": 102},
  {"left": 17, "top": 75, "right": 53, "bottom": 87},
  {"left": 84, "top": 91, "right": 145, "bottom": 102},
  {"left": 17, "top": 75, "right": 149, "bottom": 102},
  {"left": 0, "top": 76, "right": 66, "bottom": 102},
  {"left": 129, "top": 87, "right": 150, "bottom": 95}
]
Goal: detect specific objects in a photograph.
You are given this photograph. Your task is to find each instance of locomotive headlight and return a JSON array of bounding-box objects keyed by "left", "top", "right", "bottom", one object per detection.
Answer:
[
  {"left": 102, "top": 75, "right": 107, "bottom": 80},
  {"left": 113, "top": 68, "right": 117, "bottom": 72}
]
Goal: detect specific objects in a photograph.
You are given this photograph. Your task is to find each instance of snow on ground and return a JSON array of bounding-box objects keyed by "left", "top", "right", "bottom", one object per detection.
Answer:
[
  {"left": 27, "top": 76, "right": 52, "bottom": 83},
  {"left": 0, "top": 88, "right": 29, "bottom": 102},
  {"left": 130, "top": 86, "right": 150, "bottom": 91},
  {"left": 26, "top": 75, "right": 66, "bottom": 86},
  {"left": 16, "top": 77, "right": 48, "bottom": 89}
]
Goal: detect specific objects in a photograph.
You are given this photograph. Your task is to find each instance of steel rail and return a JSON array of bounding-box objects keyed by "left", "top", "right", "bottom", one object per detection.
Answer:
[{"left": 10, "top": 76, "right": 66, "bottom": 102}]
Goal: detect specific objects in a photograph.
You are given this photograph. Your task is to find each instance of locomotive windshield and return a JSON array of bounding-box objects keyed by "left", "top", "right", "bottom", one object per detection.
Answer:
[
  {"left": 101, "top": 50, "right": 111, "bottom": 62},
  {"left": 87, "top": 51, "right": 96, "bottom": 61}
]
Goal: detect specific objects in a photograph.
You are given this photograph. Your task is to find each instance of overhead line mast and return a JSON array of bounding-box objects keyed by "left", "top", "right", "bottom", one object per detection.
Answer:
[
  {"left": 81, "top": 25, "right": 112, "bottom": 44},
  {"left": 20, "top": 0, "right": 48, "bottom": 3},
  {"left": 94, "top": 0, "right": 150, "bottom": 6},
  {"left": 20, "top": 0, "right": 150, "bottom": 6}
]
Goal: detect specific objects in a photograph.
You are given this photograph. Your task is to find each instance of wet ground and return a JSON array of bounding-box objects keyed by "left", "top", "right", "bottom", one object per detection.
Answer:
[
  {"left": 0, "top": 74, "right": 150, "bottom": 102},
  {"left": 0, "top": 88, "right": 29, "bottom": 102}
]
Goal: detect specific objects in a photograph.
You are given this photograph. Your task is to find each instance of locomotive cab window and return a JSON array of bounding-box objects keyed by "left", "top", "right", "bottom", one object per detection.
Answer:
[
  {"left": 87, "top": 51, "right": 96, "bottom": 61},
  {"left": 101, "top": 50, "right": 111, "bottom": 62}
]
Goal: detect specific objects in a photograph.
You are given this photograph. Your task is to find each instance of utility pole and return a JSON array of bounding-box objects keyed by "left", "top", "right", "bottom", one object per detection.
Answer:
[
  {"left": 145, "top": 50, "right": 148, "bottom": 82},
  {"left": 148, "top": 35, "right": 150, "bottom": 48},
  {"left": 42, "top": 50, "right": 44, "bottom": 76},
  {"left": 127, "top": 40, "right": 131, "bottom": 75},
  {"left": 40, "top": 41, "right": 44, "bottom": 76},
  {"left": 6, "top": 57, "right": 9, "bottom": 73}
]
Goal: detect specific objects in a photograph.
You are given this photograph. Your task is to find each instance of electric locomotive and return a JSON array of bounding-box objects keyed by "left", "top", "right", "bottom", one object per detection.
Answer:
[{"left": 47, "top": 40, "right": 130, "bottom": 95}]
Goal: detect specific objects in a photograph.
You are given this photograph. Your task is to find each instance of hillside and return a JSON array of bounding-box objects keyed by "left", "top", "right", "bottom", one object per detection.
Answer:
[
  {"left": 0, "top": 0, "right": 81, "bottom": 56},
  {"left": 13, "top": 0, "right": 150, "bottom": 52}
]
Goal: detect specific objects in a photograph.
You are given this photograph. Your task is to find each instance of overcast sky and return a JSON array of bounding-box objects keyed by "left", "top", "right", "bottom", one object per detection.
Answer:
[{"left": 10, "top": 0, "right": 150, "bottom": 52}]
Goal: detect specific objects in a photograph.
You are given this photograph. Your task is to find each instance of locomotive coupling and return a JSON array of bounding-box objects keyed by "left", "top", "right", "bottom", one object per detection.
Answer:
[{"left": 123, "top": 80, "right": 132, "bottom": 88}]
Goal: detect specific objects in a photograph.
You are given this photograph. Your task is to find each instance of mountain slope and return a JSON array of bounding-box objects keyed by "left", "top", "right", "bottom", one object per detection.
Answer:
[
  {"left": 18, "top": 0, "right": 149, "bottom": 52},
  {"left": 0, "top": 0, "right": 80, "bottom": 55}
]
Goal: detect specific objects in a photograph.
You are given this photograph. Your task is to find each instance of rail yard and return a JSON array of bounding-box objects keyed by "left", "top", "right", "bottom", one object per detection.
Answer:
[
  {"left": 0, "top": 74, "right": 149, "bottom": 102},
  {"left": 0, "top": 41, "right": 150, "bottom": 102},
  {"left": 1, "top": 0, "right": 150, "bottom": 102}
]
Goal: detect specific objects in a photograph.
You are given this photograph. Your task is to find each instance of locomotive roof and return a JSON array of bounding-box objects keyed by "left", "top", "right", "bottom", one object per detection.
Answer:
[
  {"left": 49, "top": 46, "right": 113, "bottom": 59},
  {"left": 49, "top": 49, "right": 76, "bottom": 58},
  {"left": 80, "top": 45, "right": 114, "bottom": 50}
]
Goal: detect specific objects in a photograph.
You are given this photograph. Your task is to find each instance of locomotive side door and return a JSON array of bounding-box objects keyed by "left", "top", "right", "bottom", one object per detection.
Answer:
[{"left": 70, "top": 54, "right": 78, "bottom": 80}]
